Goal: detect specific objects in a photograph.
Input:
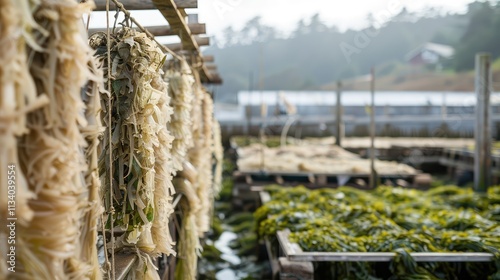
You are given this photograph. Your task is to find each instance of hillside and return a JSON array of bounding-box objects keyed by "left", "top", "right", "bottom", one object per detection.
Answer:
[
  {"left": 322, "top": 59, "right": 500, "bottom": 91},
  {"left": 206, "top": 1, "right": 500, "bottom": 102}
]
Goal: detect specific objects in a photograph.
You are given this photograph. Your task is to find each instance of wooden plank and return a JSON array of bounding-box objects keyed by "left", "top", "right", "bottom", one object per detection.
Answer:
[
  {"left": 264, "top": 237, "right": 280, "bottom": 280},
  {"left": 163, "top": 36, "right": 209, "bottom": 51},
  {"left": 151, "top": 0, "right": 217, "bottom": 83},
  {"left": 205, "top": 64, "right": 217, "bottom": 71},
  {"left": 207, "top": 72, "right": 223, "bottom": 84},
  {"left": 88, "top": 23, "right": 206, "bottom": 36},
  {"left": 93, "top": 0, "right": 197, "bottom": 10},
  {"left": 202, "top": 55, "right": 214, "bottom": 63},
  {"left": 277, "top": 230, "right": 494, "bottom": 263},
  {"left": 279, "top": 257, "right": 314, "bottom": 280},
  {"left": 237, "top": 170, "right": 417, "bottom": 178},
  {"left": 115, "top": 254, "right": 138, "bottom": 280},
  {"left": 152, "top": 0, "right": 197, "bottom": 49}
]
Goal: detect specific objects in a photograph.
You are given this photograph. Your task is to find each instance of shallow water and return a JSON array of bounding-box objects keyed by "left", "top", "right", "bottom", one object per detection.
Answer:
[{"left": 215, "top": 231, "right": 241, "bottom": 266}]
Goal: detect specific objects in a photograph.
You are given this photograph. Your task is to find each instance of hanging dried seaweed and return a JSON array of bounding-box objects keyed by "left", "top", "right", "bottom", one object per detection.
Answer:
[
  {"left": 9, "top": 0, "right": 102, "bottom": 278},
  {"left": 195, "top": 92, "right": 215, "bottom": 236},
  {"left": 212, "top": 119, "right": 223, "bottom": 196},
  {"left": 174, "top": 178, "right": 202, "bottom": 280},
  {"left": 0, "top": 0, "right": 42, "bottom": 232},
  {"left": 0, "top": 0, "right": 45, "bottom": 278},
  {"left": 80, "top": 48, "right": 106, "bottom": 280},
  {"left": 91, "top": 26, "right": 176, "bottom": 261},
  {"left": 165, "top": 58, "right": 195, "bottom": 173}
]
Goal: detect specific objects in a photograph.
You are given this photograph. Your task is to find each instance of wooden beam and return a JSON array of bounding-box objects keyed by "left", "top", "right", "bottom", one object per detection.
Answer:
[
  {"left": 179, "top": 9, "right": 188, "bottom": 18},
  {"left": 207, "top": 72, "right": 223, "bottom": 85},
  {"left": 150, "top": 0, "right": 218, "bottom": 84},
  {"left": 152, "top": 0, "right": 197, "bottom": 49},
  {"left": 205, "top": 64, "right": 217, "bottom": 71},
  {"left": 88, "top": 23, "right": 206, "bottom": 36},
  {"left": 202, "top": 55, "right": 214, "bottom": 63},
  {"left": 93, "top": 0, "right": 197, "bottom": 10},
  {"left": 163, "top": 36, "right": 209, "bottom": 52}
]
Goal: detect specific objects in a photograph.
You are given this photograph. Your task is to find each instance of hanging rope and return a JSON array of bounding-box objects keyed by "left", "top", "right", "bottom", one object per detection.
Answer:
[{"left": 105, "top": 0, "right": 116, "bottom": 279}]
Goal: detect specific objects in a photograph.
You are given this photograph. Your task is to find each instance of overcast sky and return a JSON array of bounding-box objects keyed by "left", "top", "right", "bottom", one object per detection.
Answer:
[
  {"left": 88, "top": 0, "right": 475, "bottom": 43},
  {"left": 195, "top": 0, "right": 473, "bottom": 35}
]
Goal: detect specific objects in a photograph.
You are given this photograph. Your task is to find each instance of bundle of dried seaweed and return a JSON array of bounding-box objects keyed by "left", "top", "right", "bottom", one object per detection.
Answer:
[
  {"left": 212, "top": 119, "right": 223, "bottom": 196},
  {"left": 174, "top": 178, "right": 202, "bottom": 280},
  {"left": 165, "top": 58, "right": 195, "bottom": 173},
  {"left": 91, "top": 27, "right": 176, "bottom": 265},
  {"left": 0, "top": 0, "right": 42, "bottom": 232},
  {"left": 80, "top": 47, "right": 106, "bottom": 280},
  {"left": 13, "top": 0, "right": 101, "bottom": 278},
  {"left": 0, "top": 0, "right": 44, "bottom": 278},
  {"left": 195, "top": 92, "right": 215, "bottom": 235}
]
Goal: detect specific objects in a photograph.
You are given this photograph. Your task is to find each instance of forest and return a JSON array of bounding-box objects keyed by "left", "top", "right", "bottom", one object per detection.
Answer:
[{"left": 206, "top": 1, "right": 500, "bottom": 102}]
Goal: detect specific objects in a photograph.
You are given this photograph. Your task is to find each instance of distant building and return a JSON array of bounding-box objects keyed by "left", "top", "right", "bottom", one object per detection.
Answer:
[{"left": 405, "top": 43, "right": 454, "bottom": 70}]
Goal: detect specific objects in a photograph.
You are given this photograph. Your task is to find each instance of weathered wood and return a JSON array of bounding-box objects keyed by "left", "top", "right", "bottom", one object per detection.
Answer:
[
  {"left": 163, "top": 36, "right": 209, "bottom": 51},
  {"left": 207, "top": 72, "right": 223, "bottom": 85},
  {"left": 202, "top": 55, "right": 214, "bottom": 63},
  {"left": 277, "top": 230, "right": 494, "bottom": 263},
  {"left": 152, "top": 0, "right": 196, "bottom": 48},
  {"left": 151, "top": 0, "right": 216, "bottom": 83},
  {"left": 93, "top": 0, "right": 197, "bottom": 10},
  {"left": 88, "top": 23, "right": 206, "bottom": 36},
  {"left": 264, "top": 237, "right": 280, "bottom": 280},
  {"left": 335, "top": 81, "right": 343, "bottom": 147},
  {"left": 114, "top": 254, "right": 137, "bottom": 280},
  {"left": 205, "top": 64, "right": 217, "bottom": 71},
  {"left": 474, "top": 53, "right": 492, "bottom": 192},
  {"left": 279, "top": 257, "right": 314, "bottom": 280}
]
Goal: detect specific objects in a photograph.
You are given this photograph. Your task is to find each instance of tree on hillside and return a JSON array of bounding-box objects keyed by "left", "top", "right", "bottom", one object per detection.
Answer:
[
  {"left": 239, "top": 16, "right": 277, "bottom": 44},
  {"left": 453, "top": 1, "right": 499, "bottom": 71}
]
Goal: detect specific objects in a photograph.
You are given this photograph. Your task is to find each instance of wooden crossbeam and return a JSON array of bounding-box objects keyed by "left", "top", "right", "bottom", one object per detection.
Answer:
[
  {"left": 205, "top": 64, "right": 217, "bottom": 71},
  {"left": 163, "top": 36, "right": 209, "bottom": 51},
  {"left": 208, "top": 72, "right": 223, "bottom": 84},
  {"left": 152, "top": 0, "right": 196, "bottom": 48},
  {"left": 93, "top": 0, "right": 197, "bottom": 10},
  {"left": 88, "top": 23, "right": 206, "bottom": 36},
  {"left": 202, "top": 55, "right": 214, "bottom": 63},
  {"left": 152, "top": 0, "right": 219, "bottom": 83}
]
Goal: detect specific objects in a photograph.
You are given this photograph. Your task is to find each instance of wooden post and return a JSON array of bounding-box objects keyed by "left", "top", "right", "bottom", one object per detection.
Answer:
[
  {"left": 474, "top": 53, "right": 492, "bottom": 192},
  {"left": 370, "top": 67, "right": 377, "bottom": 188},
  {"left": 335, "top": 81, "right": 343, "bottom": 147}
]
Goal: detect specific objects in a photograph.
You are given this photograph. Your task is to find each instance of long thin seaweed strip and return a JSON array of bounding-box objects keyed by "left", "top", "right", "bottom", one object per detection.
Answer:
[{"left": 14, "top": 0, "right": 101, "bottom": 278}]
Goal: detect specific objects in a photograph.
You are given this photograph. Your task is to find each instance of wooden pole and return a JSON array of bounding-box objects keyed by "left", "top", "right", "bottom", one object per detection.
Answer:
[
  {"left": 370, "top": 67, "right": 377, "bottom": 188},
  {"left": 474, "top": 53, "right": 492, "bottom": 192},
  {"left": 88, "top": 23, "right": 206, "bottom": 36},
  {"left": 335, "top": 81, "right": 343, "bottom": 147},
  {"left": 93, "top": 0, "right": 197, "bottom": 10}
]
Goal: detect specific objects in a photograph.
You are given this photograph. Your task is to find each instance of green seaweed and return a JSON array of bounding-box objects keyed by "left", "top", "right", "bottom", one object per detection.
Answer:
[{"left": 256, "top": 185, "right": 500, "bottom": 279}]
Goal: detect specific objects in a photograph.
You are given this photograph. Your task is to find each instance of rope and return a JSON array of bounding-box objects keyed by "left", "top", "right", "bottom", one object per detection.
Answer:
[
  {"left": 109, "top": 0, "right": 182, "bottom": 61},
  {"left": 106, "top": 0, "right": 116, "bottom": 279}
]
